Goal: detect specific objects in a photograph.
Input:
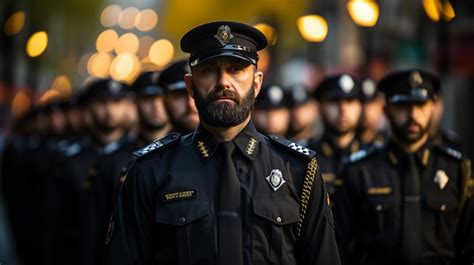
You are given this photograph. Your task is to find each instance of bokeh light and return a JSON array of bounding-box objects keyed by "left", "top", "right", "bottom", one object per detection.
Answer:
[
  {"left": 118, "top": 7, "right": 139, "bottom": 30},
  {"left": 149, "top": 39, "right": 174, "bottom": 67},
  {"left": 347, "top": 0, "right": 380, "bottom": 27},
  {"left": 96, "top": 29, "right": 119, "bottom": 53},
  {"left": 109, "top": 53, "right": 141, "bottom": 83},
  {"left": 297, "top": 15, "right": 328, "bottom": 42},
  {"left": 423, "top": 0, "right": 456, "bottom": 22},
  {"left": 26, "top": 31, "right": 48, "bottom": 57},
  {"left": 87, "top": 52, "right": 113, "bottom": 78},
  {"left": 4, "top": 11, "right": 25, "bottom": 36},
  {"left": 137, "top": 36, "right": 156, "bottom": 58},
  {"left": 50, "top": 75, "right": 73, "bottom": 97},
  {"left": 100, "top": 5, "right": 122, "bottom": 27},
  {"left": 254, "top": 23, "right": 277, "bottom": 46},
  {"left": 115, "top": 32, "right": 139, "bottom": 54},
  {"left": 11, "top": 91, "right": 32, "bottom": 120},
  {"left": 135, "top": 9, "right": 159, "bottom": 32}
]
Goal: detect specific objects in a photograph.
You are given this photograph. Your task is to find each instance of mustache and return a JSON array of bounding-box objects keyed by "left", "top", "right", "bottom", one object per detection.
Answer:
[{"left": 208, "top": 88, "right": 240, "bottom": 102}]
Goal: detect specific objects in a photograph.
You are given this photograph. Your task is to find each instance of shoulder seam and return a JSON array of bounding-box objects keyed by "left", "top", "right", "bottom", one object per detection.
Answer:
[
  {"left": 267, "top": 135, "right": 316, "bottom": 160},
  {"left": 133, "top": 133, "right": 181, "bottom": 159}
]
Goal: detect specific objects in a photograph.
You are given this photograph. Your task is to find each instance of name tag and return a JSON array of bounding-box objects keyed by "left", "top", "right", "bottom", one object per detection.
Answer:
[
  {"left": 162, "top": 189, "right": 197, "bottom": 202},
  {"left": 367, "top": 187, "right": 392, "bottom": 195}
]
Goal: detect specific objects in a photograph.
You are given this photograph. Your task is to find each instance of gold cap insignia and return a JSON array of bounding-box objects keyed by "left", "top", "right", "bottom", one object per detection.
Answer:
[
  {"left": 246, "top": 138, "right": 257, "bottom": 155},
  {"left": 197, "top": 141, "right": 210, "bottom": 158},
  {"left": 434, "top": 169, "right": 449, "bottom": 190},
  {"left": 214, "top": 25, "right": 234, "bottom": 46},
  {"left": 410, "top": 71, "right": 423, "bottom": 87}
]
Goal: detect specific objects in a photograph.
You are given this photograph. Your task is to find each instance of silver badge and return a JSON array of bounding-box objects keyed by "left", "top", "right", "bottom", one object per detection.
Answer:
[
  {"left": 266, "top": 169, "right": 286, "bottom": 191},
  {"left": 339, "top": 74, "right": 354, "bottom": 93},
  {"left": 214, "top": 25, "right": 234, "bottom": 46},
  {"left": 268, "top": 85, "right": 284, "bottom": 104},
  {"left": 362, "top": 79, "right": 376, "bottom": 97},
  {"left": 434, "top": 170, "right": 449, "bottom": 190}
]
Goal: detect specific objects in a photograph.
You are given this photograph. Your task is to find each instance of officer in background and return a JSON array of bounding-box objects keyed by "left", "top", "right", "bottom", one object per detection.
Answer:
[
  {"left": 429, "top": 78, "right": 463, "bottom": 150},
  {"left": 252, "top": 84, "right": 290, "bottom": 136},
  {"left": 308, "top": 74, "right": 362, "bottom": 199},
  {"left": 286, "top": 84, "right": 320, "bottom": 146},
  {"left": 104, "top": 21, "right": 340, "bottom": 265},
  {"left": 335, "top": 69, "right": 474, "bottom": 265},
  {"left": 159, "top": 59, "right": 200, "bottom": 134},
  {"left": 132, "top": 71, "right": 172, "bottom": 148},
  {"left": 357, "top": 77, "right": 388, "bottom": 148}
]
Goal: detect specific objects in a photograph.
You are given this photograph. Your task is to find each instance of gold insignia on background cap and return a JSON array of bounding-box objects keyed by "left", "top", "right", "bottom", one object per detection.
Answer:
[
  {"left": 214, "top": 25, "right": 234, "bottom": 46},
  {"left": 434, "top": 169, "right": 449, "bottom": 190},
  {"left": 410, "top": 71, "right": 423, "bottom": 87},
  {"left": 422, "top": 149, "right": 430, "bottom": 166},
  {"left": 246, "top": 138, "right": 257, "bottom": 155},
  {"left": 197, "top": 141, "right": 210, "bottom": 158}
]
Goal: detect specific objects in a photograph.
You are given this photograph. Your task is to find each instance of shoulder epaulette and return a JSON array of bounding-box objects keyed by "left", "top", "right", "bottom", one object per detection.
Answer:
[
  {"left": 435, "top": 144, "right": 463, "bottom": 160},
  {"left": 347, "top": 146, "right": 380, "bottom": 164},
  {"left": 133, "top": 133, "right": 180, "bottom": 159},
  {"left": 267, "top": 135, "right": 316, "bottom": 160}
]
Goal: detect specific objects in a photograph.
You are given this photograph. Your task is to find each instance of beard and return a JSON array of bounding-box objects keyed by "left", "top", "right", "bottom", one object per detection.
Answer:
[
  {"left": 389, "top": 117, "right": 430, "bottom": 143},
  {"left": 192, "top": 82, "right": 255, "bottom": 128}
]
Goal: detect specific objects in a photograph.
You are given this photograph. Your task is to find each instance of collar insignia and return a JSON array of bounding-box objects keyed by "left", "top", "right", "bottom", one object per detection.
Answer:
[
  {"left": 246, "top": 138, "right": 257, "bottom": 155},
  {"left": 388, "top": 151, "right": 398, "bottom": 165},
  {"left": 197, "top": 141, "right": 210, "bottom": 158},
  {"left": 288, "top": 142, "right": 310, "bottom": 156},
  {"left": 321, "top": 142, "right": 333, "bottom": 157},
  {"left": 266, "top": 169, "right": 286, "bottom": 191},
  {"left": 422, "top": 149, "right": 430, "bottom": 166},
  {"left": 434, "top": 169, "right": 449, "bottom": 190},
  {"left": 214, "top": 25, "right": 233, "bottom": 46}
]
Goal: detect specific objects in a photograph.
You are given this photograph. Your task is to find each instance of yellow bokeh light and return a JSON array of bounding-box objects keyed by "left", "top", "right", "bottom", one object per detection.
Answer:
[
  {"left": 96, "top": 29, "right": 119, "bottom": 53},
  {"left": 37, "top": 89, "right": 61, "bottom": 106},
  {"left": 423, "top": 0, "right": 441, "bottom": 21},
  {"left": 135, "top": 9, "right": 159, "bottom": 32},
  {"left": 4, "top": 11, "right": 25, "bottom": 36},
  {"left": 78, "top": 53, "right": 93, "bottom": 76},
  {"left": 137, "top": 36, "right": 156, "bottom": 58},
  {"left": 51, "top": 75, "right": 72, "bottom": 97},
  {"left": 115, "top": 32, "right": 139, "bottom": 54},
  {"left": 11, "top": 91, "right": 32, "bottom": 120},
  {"left": 297, "top": 15, "right": 328, "bottom": 42},
  {"left": 101, "top": 5, "right": 122, "bottom": 27},
  {"left": 254, "top": 23, "right": 277, "bottom": 46},
  {"left": 442, "top": 1, "right": 455, "bottom": 21},
  {"left": 423, "top": 0, "right": 455, "bottom": 22},
  {"left": 87, "top": 52, "right": 113, "bottom": 78},
  {"left": 347, "top": 0, "right": 379, "bottom": 27},
  {"left": 110, "top": 53, "right": 141, "bottom": 83},
  {"left": 149, "top": 39, "right": 175, "bottom": 67},
  {"left": 26, "top": 31, "right": 48, "bottom": 57},
  {"left": 118, "top": 7, "right": 139, "bottom": 30}
]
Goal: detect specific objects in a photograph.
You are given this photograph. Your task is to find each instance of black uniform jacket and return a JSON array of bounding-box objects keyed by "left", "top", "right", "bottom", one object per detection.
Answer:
[
  {"left": 335, "top": 140, "right": 474, "bottom": 265},
  {"left": 104, "top": 122, "right": 341, "bottom": 265}
]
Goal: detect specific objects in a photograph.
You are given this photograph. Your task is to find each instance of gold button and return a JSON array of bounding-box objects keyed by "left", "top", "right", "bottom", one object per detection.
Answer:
[
  {"left": 276, "top": 216, "right": 282, "bottom": 223},
  {"left": 440, "top": 204, "right": 447, "bottom": 211}
]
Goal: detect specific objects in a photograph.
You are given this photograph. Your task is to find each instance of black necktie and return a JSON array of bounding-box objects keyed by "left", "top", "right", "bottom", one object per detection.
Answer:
[
  {"left": 401, "top": 154, "right": 422, "bottom": 264},
  {"left": 218, "top": 142, "right": 242, "bottom": 265}
]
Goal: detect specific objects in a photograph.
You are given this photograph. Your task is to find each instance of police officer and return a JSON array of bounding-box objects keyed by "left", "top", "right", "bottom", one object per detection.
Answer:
[
  {"left": 335, "top": 69, "right": 474, "bottom": 265},
  {"left": 159, "top": 59, "right": 200, "bottom": 134},
  {"left": 252, "top": 84, "right": 290, "bottom": 136},
  {"left": 132, "top": 71, "right": 172, "bottom": 148},
  {"left": 104, "top": 21, "right": 340, "bottom": 265},
  {"left": 357, "top": 77, "right": 388, "bottom": 148},
  {"left": 286, "top": 84, "right": 319, "bottom": 146},
  {"left": 308, "top": 73, "right": 362, "bottom": 199}
]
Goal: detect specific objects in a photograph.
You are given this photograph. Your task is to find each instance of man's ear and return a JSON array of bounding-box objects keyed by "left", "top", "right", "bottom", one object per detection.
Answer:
[
  {"left": 184, "top": 74, "right": 194, "bottom": 99},
  {"left": 253, "top": 71, "right": 264, "bottom": 98}
]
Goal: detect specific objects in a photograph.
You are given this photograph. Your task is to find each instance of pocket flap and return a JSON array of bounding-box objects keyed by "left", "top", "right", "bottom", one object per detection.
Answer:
[
  {"left": 155, "top": 199, "right": 209, "bottom": 226},
  {"left": 362, "top": 195, "right": 397, "bottom": 211},
  {"left": 423, "top": 196, "right": 458, "bottom": 213},
  {"left": 253, "top": 198, "right": 300, "bottom": 225}
]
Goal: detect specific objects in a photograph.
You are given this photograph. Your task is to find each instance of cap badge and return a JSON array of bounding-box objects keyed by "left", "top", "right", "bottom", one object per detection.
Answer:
[
  {"left": 266, "top": 169, "right": 286, "bottom": 191},
  {"left": 214, "top": 25, "right": 234, "bottom": 46},
  {"left": 246, "top": 138, "right": 257, "bottom": 155},
  {"left": 269, "top": 86, "right": 284, "bottom": 104},
  {"left": 109, "top": 80, "right": 122, "bottom": 93},
  {"left": 362, "top": 79, "right": 376, "bottom": 97},
  {"left": 339, "top": 74, "right": 355, "bottom": 93},
  {"left": 434, "top": 169, "right": 449, "bottom": 190},
  {"left": 410, "top": 71, "right": 423, "bottom": 87}
]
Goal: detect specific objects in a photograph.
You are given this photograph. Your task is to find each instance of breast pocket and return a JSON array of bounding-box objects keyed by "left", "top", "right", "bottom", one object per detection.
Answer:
[
  {"left": 155, "top": 199, "right": 210, "bottom": 265},
  {"left": 360, "top": 195, "right": 398, "bottom": 241},
  {"left": 251, "top": 197, "right": 300, "bottom": 265},
  {"left": 423, "top": 195, "right": 459, "bottom": 244}
]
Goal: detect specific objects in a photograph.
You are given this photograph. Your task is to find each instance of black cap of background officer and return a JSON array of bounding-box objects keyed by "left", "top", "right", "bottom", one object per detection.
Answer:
[
  {"left": 83, "top": 78, "right": 130, "bottom": 102},
  {"left": 133, "top": 71, "right": 164, "bottom": 97},
  {"left": 378, "top": 69, "right": 439, "bottom": 103},
  {"left": 287, "top": 84, "right": 311, "bottom": 107},
  {"left": 255, "top": 85, "right": 289, "bottom": 109},
  {"left": 180, "top": 21, "right": 267, "bottom": 67},
  {"left": 314, "top": 73, "right": 362, "bottom": 101},
  {"left": 360, "top": 77, "right": 379, "bottom": 102},
  {"left": 159, "top": 59, "right": 190, "bottom": 92}
]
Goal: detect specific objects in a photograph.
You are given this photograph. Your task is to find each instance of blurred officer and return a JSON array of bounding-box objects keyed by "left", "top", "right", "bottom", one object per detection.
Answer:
[
  {"left": 429, "top": 79, "right": 463, "bottom": 150},
  {"left": 133, "top": 71, "right": 172, "bottom": 148},
  {"left": 104, "top": 21, "right": 340, "bottom": 265},
  {"left": 252, "top": 84, "right": 290, "bottom": 136},
  {"left": 53, "top": 78, "right": 135, "bottom": 265},
  {"left": 159, "top": 59, "right": 199, "bottom": 134},
  {"left": 286, "top": 84, "right": 319, "bottom": 146},
  {"left": 357, "top": 77, "right": 388, "bottom": 148},
  {"left": 309, "top": 74, "right": 362, "bottom": 199},
  {"left": 335, "top": 69, "right": 474, "bottom": 265}
]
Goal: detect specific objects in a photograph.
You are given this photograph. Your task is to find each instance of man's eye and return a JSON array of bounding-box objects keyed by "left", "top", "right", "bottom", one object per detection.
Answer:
[{"left": 229, "top": 65, "right": 244, "bottom": 73}]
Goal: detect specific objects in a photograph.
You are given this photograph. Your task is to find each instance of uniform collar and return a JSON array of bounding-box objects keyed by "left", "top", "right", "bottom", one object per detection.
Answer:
[
  {"left": 192, "top": 121, "right": 262, "bottom": 161},
  {"left": 387, "top": 139, "right": 431, "bottom": 167}
]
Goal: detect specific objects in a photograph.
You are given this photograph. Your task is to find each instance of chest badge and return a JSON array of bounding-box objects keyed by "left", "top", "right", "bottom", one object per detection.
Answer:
[
  {"left": 266, "top": 169, "right": 286, "bottom": 191},
  {"left": 434, "top": 169, "right": 449, "bottom": 190}
]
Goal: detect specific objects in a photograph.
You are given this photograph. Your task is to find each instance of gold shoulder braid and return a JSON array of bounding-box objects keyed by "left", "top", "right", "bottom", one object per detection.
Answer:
[
  {"left": 297, "top": 157, "right": 318, "bottom": 237},
  {"left": 455, "top": 159, "right": 472, "bottom": 227}
]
